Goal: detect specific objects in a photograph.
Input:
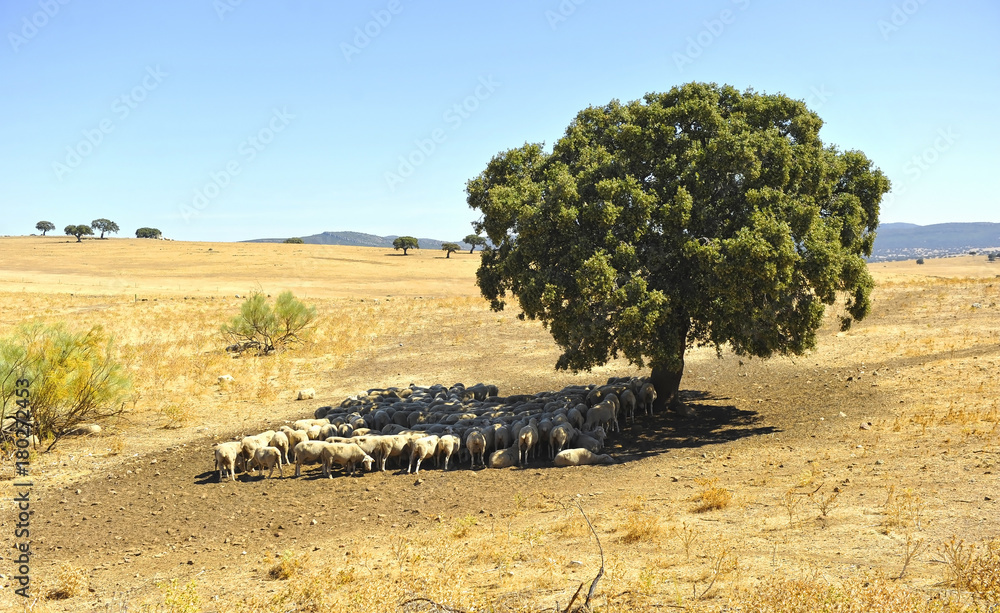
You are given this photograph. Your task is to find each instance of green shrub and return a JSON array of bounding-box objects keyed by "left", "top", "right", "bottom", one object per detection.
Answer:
[
  {"left": 221, "top": 290, "right": 317, "bottom": 355},
  {"left": 1, "top": 323, "right": 132, "bottom": 450},
  {"left": 284, "top": 237, "right": 304, "bottom": 244}
]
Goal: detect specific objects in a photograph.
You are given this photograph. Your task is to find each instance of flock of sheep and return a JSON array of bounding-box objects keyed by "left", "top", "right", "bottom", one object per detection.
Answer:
[{"left": 212, "top": 376, "right": 657, "bottom": 481}]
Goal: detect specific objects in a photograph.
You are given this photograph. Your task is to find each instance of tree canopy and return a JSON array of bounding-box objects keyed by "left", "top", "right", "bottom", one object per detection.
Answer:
[
  {"left": 393, "top": 236, "right": 419, "bottom": 255},
  {"left": 467, "top": 82, "right": 890, "bottom": 410},
  {"left": 36, "top": 221, "right": 55, "bottom": 235},
  {"left": 464, "top": 234, "right": 488, "bottom": 253},
  {"left": 91, "top": 218, "right": 120, "bottom": 239},
  {"left": 64, "top": 224, "right": 93, "bottom": 242},
  {"left": 284, "top": 237, "right": 304, "bottom": 244},
  {"left": 135, "top": 227, "right": 162, "bottom": 239},
  {"left": 441, "top": 242, "right": 461, "bottom": 258}
]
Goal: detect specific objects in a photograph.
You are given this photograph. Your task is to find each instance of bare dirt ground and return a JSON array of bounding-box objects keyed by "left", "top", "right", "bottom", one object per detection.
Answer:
[{"left": 1, "top": 236, "right": 998, "bottom": 611}]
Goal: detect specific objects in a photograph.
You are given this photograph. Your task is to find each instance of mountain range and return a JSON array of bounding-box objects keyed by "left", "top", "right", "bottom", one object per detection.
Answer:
[{"left": 246, "top": 223, "right": 1000, "bottom": 262}]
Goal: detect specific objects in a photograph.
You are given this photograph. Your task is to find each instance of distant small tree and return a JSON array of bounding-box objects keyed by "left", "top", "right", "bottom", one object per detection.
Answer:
[
  {"left": 35, "top": 221, "right": 55, "bottom": 236},
  {"left": 91, "top": 219, "right": 120, "bottom": 239},
  {"left": 988, "top": 253, "right": 996, "bottom": 263},
  {"left": 916, "top": 258, "right": 925, "bottom": 265},
  {"left": 135, "top": 227, "right": 162, "bottom": 239},
  {"left": 441, "top": 242, "right": 460, "bottom": 258},
  {"left": 284, "top": 237, "right": 304, "bottom": 244},
  {"left": 221, "top": 290, "right": 317, "bottom": 355},
  {"left": 64, "top": 224, "right": 93, "bottom": 242},
  {"left": 0, "top": 323, "right": 132, "bottom": 451},
  {"left": 464, "top": 234, "right": 487, "bottom": 254},
  {"left": 393, "top": 236, "right": 419, "bottom": 255}
]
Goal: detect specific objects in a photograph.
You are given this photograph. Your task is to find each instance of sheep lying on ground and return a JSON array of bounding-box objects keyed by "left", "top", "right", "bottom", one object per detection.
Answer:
[
  {"left": 320, "top": 442, "right": 374, "bottom": 477},
  {"left": 488, "top": 443, "right": 519, "bottom": 469},
  {"left": 252, "top": 446, "right": 284, "bottom": 478},
  {"left": 554, "top": 448, "right": 615, "bottom": 466},
  {"left": 214, "top": 441, "right": 243, "bottom": 481},
  {"left": 408, "top": 435, "right": 439, "bottom": 474},
  {"left": 296, "top": 388, "right": 316, "bottom": 400}
]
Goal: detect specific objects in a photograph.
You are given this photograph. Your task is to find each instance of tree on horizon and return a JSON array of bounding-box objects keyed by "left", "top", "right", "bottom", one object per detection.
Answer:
[
  {"left": 135, "top": 227, "right": 162, "bottom": 239},
  {"left": 468, "top": 82, "right": 890, "bottom": 412},
  {"left": 36, "top": 221, "right": 55, "bottom": 236},
  {"left": 441, "top": 242, "right": 460, "bottom": 258},
  {"left": 464, "top": 234, "right": 487, "bottom": 254},
  {"left": 64, "top": 224, "right": 94, "bottom": 242},
  {"left": 392, "top": 236, "right": 419, "bottom": 255},
  {"left": 91, "top": 218, "right": 120, "bottom": 239}
]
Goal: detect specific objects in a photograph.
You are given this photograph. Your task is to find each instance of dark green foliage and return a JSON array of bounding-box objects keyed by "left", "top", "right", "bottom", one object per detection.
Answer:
[
  {"left": 135, "top": 227, "right": 162, "bottom": 239},
  {"left": 464, "top": 234, "right": 488, "bottom": 253},
  {"left": 221, "top": 290, "right": 317, "bottom": 355},
  {"left": 0, "top": 323, "right": 131, "bottom": 451},
  {"left": 91, "top": 218, "right": 120, "bottom": 239},
  {"left": 393, "top": 236, "right": 419, "bottom": 255},
  {"left": 64, "top": 224, "right": 93, "bottom": 242},
  {"left": 36, "top": 221, "right": 55, "bottom": 235},
  {"left": 284, "top": 237, "right": 304, "bottom": 244},
  {"left": 916, "top": 258, "right": 925, "bottom": 265},
  {"left": 467, "top": 82, "right": 890, "bottom": 408},
  {"left": 442, "top": 242, "right": 461, "bottom": 258}
]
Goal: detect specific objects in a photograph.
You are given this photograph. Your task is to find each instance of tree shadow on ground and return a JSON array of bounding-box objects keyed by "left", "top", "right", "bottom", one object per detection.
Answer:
[{"left": 606, "top": 389, "right": 780, "bottom": 464}]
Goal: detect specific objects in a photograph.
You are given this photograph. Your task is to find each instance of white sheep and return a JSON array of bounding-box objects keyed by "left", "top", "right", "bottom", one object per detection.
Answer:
[
  {"left": 240, "top": 431, "right": 274, "bottom": 465},
  {"left": 293, "top": 440, "right": 331, "bottom": 477},
  {"left": 320, "top": 442, "right": 374, "bottom": 477},
  {"left": 269, "top": 431, "right": 290, "bottom": 464},
  {"left": 436, "top": 434, "right": 461, "bottom": 470},
  {"left": 296, "top": 388, "right": 316, "bottom": 400},
  {"left": 573, "top": 426, "right": 607, "bottom": 453},
  {"left": 252, "top": 445, "right": 284, "bottom": 478},
  {"left": 554, "top": 448, "right": 615, "bottom": 466},
  {"left": 293, "top": 418, "right": 329, "bottom": 431},
  {"left": 517, "top": 420, "right": 539, "bottom": 466},
  {"left": 214, "top": 441, "right": 243, "bottom": 481},
  {"left": 549, "top": 423, "right": 575, "bottom": 459},
  {"left": 584, "top": 399, "right": 618, "bottom": 433},
  {"left": 638, "top": 382, "right": 656, "bottom": 415},
  {"left": 620, "top": 389, "right": 637, "bottom": 425},
  {"left": 465, "top": 429, "right": 487, "bottom": 469},
  {"left": 407, "top": 435, "right": 440, "bottom": 474},
  {"left": 488, "top": 443, "right": 519, "bottom": 469}
]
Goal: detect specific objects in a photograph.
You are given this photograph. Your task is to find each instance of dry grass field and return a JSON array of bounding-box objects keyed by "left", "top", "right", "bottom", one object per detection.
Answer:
[{"left": 1, "top": 235, "right": 999, "bottom": 612}]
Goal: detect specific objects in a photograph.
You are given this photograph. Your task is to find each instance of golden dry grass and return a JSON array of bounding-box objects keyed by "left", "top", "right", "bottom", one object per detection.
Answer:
[{"left": 2, "top": 241, "right": 1000, "bottom": 612}]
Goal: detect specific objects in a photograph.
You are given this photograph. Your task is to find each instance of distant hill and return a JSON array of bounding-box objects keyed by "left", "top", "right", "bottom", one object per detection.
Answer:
[
  {"left": 247, "top": 223, "right": 1000, "bottom": 262},
  {"left": 245, "top": 231, "right": 475, "bottom": 251},
  {"left": 870, "top": 222, "right": 1000, "bottom": 261}
]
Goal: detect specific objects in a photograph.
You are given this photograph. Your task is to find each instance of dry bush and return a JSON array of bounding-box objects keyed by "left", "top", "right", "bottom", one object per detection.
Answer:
[
  {"left": 46, "top": 563, "right": 86, "bottom": 600},
  {"left": 882, "top": 485, "right": 926, "bottom": 533},
  {"left": 730, "top": 572, "right": 967, "bottom": 613},
  {"left": 940, "top": 537, "right": 1000, "bottom": 604},
  {"left": 618, "top": 510, "right": 663, "bottom": 544},
  {"left": 265, "top": 550, "right": 309, "bottom": 581},
  {"left": 451, "top": 514, "right": 478, "bottom": 538},
  {"left": 691, "top": 478, "right": 732, "bottom": 513}
]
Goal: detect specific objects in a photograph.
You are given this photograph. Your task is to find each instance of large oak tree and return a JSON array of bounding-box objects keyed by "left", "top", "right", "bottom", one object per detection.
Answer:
[{"left": 467, "top": 82, "right": 890, "bottom": 412}]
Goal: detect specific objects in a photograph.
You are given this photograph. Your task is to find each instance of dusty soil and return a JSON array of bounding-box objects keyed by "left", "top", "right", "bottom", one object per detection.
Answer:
[{"left": 0, "top": 237, "right": 998, "bottom": 611}]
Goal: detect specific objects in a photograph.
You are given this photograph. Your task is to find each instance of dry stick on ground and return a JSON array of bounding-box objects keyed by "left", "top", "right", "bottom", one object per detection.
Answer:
[
  {"left": 399, "top": 596, "right": 470, "bottom": 613},
  {"left": 568, "top": 500, "right": 604, "bottom": 612}
]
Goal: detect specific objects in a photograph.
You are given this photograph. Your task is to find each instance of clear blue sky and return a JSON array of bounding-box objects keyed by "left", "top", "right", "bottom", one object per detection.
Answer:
[{"left": 2, "top": 0, "right": 997, "bottom": 242}]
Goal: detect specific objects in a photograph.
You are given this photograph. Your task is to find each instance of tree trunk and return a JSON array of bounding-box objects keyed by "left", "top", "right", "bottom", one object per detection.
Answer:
[
  {"left": 446, "top": 251, "right": 450, "bottom": 258},
  {"left": 650, "top": 359, "right": 684, "bottom": 414}
]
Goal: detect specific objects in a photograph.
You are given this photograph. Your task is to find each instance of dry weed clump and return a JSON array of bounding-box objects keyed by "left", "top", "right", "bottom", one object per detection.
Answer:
[
  {"left": 616, "top": 495, "right": 664, "bottom": 544},
  {"left": 882, "top": 485, "right": 926, "bottom": 533},
  {"left": 46, "top": 563, "right": 86, "bottom": 600},
  {"left": 730, "top": 572, "right": 967, "bottom": 613},
  {"left": 940, "top": 537, "right": 1000, "bottom": 605},
  {"left": 265, "top": 550, "right": 309, "bottom": 580},
  {"left": 691, "top": 478, "right": 732, "bottom": 513}
]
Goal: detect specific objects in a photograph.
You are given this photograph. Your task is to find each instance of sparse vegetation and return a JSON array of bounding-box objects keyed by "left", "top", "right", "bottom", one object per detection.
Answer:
[
  {"left": 691, "top": 478, "right": 732, "bottom": 512},
  {"left": 284, "top": 237, "right": 304, "bottom": 244},
  {"left": 220, "top": 290, "right": 317, "bottom": 355},
  {"left": 0, "top": 322, "right": 132, "bottom": 450}
]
